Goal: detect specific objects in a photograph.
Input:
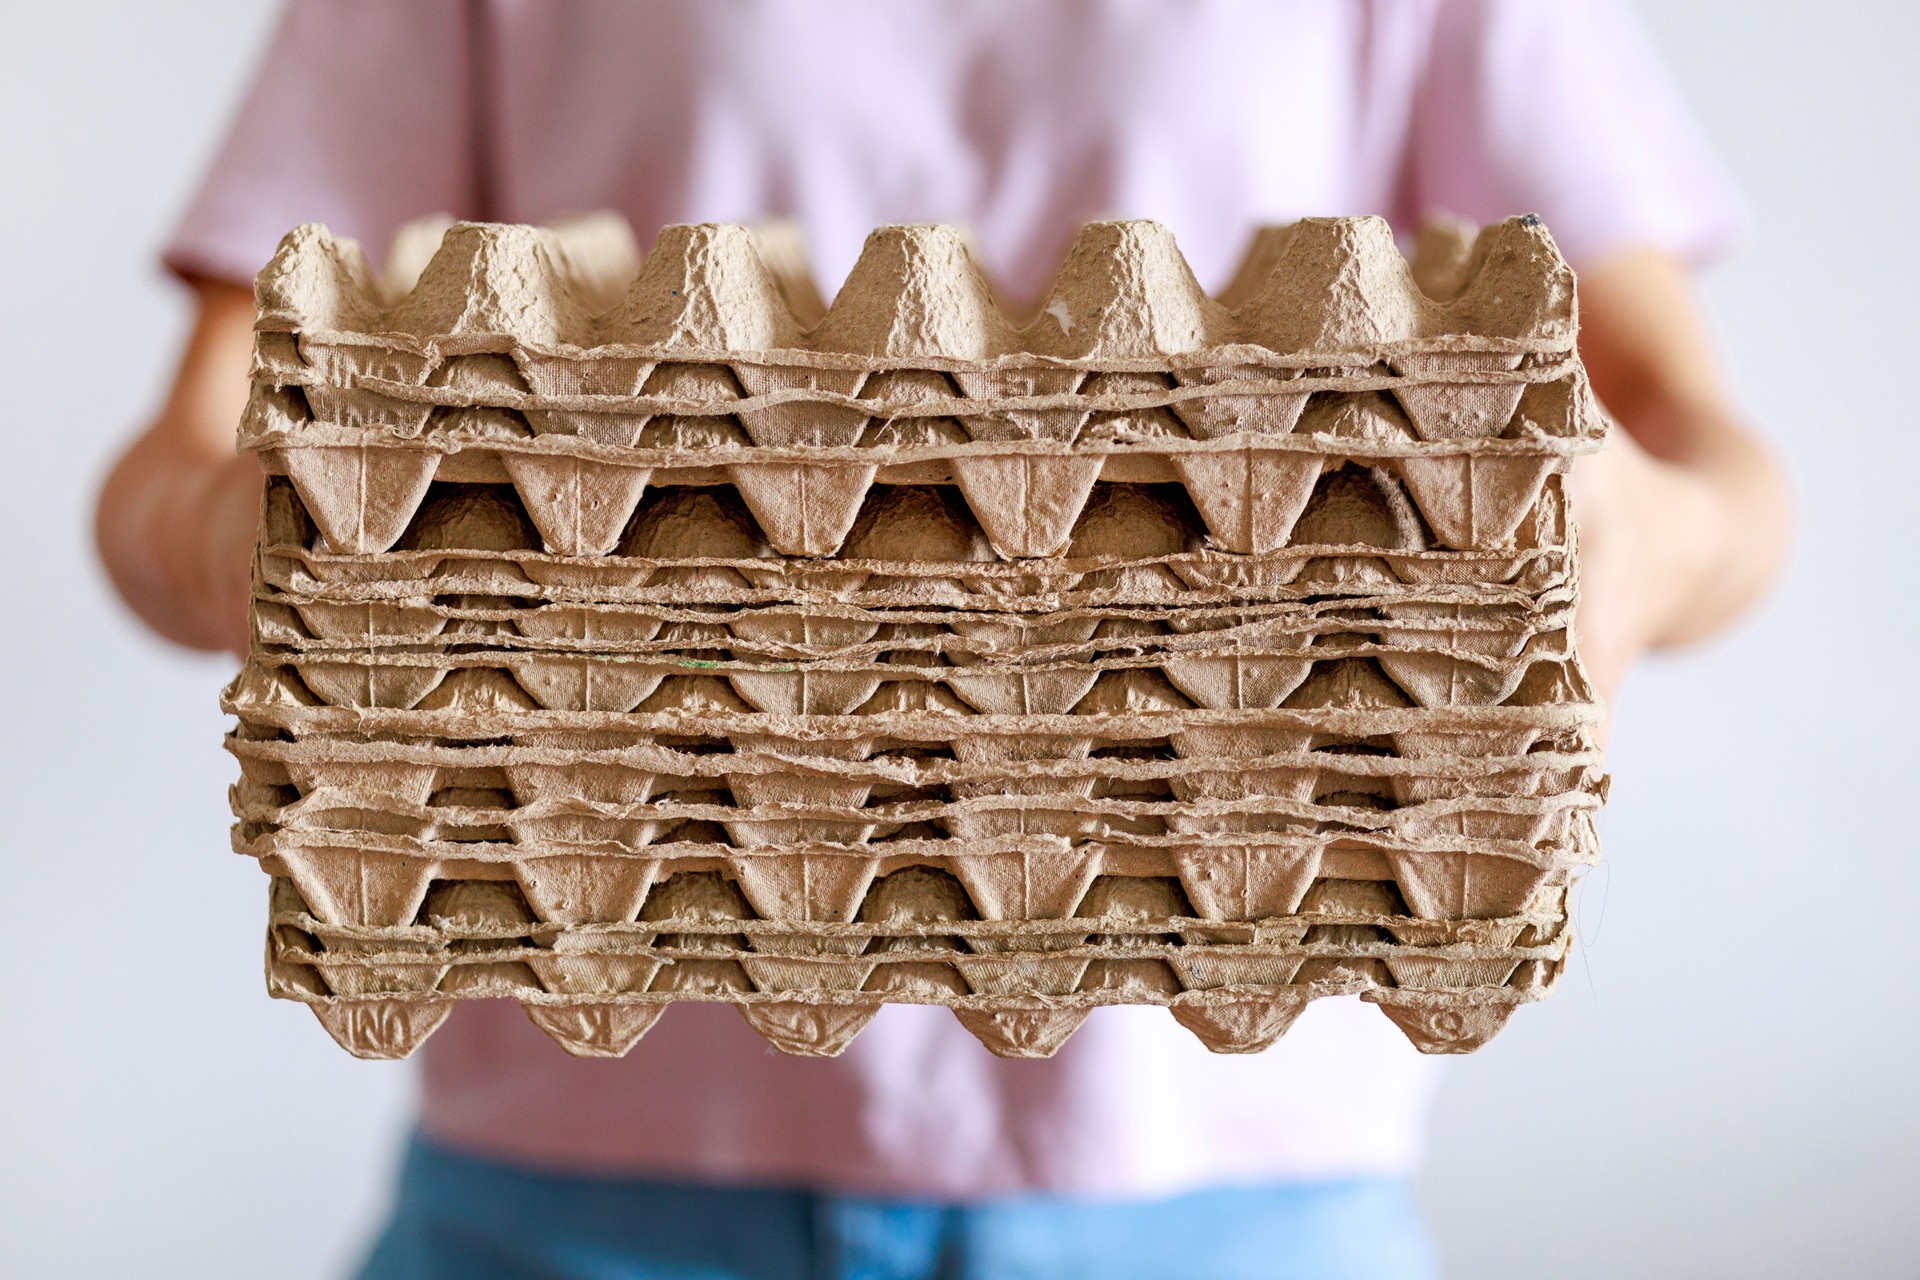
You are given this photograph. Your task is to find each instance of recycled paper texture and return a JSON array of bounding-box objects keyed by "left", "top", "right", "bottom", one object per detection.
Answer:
[{"left": 225, "top": 214, "right": 1607, "bottom": 1060}]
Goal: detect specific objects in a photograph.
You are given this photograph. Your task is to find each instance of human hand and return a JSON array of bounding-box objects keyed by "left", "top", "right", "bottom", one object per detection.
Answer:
[
  {"left": 1570, "top": 432, "right": 1722, "bottom": 702},
  {"left": 1568, "top": 250, "right": 1791, "bottom": 707}
]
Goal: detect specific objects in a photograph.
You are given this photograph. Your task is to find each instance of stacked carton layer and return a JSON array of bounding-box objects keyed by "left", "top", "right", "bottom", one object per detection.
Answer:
[{"left": 226, "top": 214, "right": 1607, "bottom": 1061}]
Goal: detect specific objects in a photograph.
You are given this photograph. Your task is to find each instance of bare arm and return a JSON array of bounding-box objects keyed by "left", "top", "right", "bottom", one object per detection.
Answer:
[
  {"left": 96, "top": 277, "right": 259, "bottom": 656},
  {"left": 1569, "top": 249, "right": 1792, "bottom": 696}
]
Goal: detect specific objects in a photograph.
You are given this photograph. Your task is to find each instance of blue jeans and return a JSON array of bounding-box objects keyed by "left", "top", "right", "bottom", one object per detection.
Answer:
[{"left": 357, "top": 1133, "right": 1436, "bottom": 1280}]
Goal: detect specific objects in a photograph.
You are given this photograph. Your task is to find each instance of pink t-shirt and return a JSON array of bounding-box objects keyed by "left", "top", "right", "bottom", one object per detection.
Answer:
[{"left": 175, "top": 0, "right": 1739, "bottom": 1197}]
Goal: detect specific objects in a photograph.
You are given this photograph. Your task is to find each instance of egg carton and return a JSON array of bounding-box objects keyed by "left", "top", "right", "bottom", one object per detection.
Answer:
[
  {"left": 253, "top": 215, "right": 1582, "bottom": 374},
  {"left": 227, "top": 664, "right": 1600, "bottom": 805},
  {"left": 260, "top": 873, "right": 1570, "bottom": 1059},
  {"left": 249, "top": 215, "right": 1590, "bottom": 420},
  {"left": 242, "top": 215, "right": 1603, "bottom": 560},
  {"left": 228, "top": 759, "right": 1603, "bottom": 902},
  {"left": 249, "top": 476, "right": 1581, "bottom": 715},
  {"left": 257, "top": 521, "right": 1574, "bottom": 606},
  {"left": 245, "top": 403, "right": 1588, "bottom": 560},
  {"left": 250, "top": 625, "right": 1576, "bottom": 713},
  {"left": 227, "top": 723, "right": 1605, "bottom": 810},
  {"left": 251, "top": 476, "right": 1577, "bottom": 603},
  {"left": 234, "top": 809, "right": 1598, "bottom": 940},
  {"left": 276, "top": 870, "right": 1569, "bottom": 952},
  {"left": 227, "top": 698, "right": 1602, "bottom": 925},
  {"left": 225, "top": 213, "right": 1609, "bottom": 1059},
  {"left": 232, "top": 771, "right": 1600, "bottom": 856},
  {"left": 254, "top": 586, "right": 1572, "bottom": 653},
  {"left": 225, "top": 668, "right": 1598, "bottom": 815},
  {"left": 258, "top": 540, "right": 1575, "bottom": 608},
  {"left": 256, "top": 655, "right": 1577, "bottom": 719},
  {"left": 255, "top": 636, "right": 1579, "bottom": 717},
  {"left": 228, "top": 638, "right": 1595, "bottom": 720},
  {"left": 228, "top": 727, "right": 1603, "bottom": 837},
  {"left": 251, "top": 462, "right": 1575, "bottom": 598},
  {"left": 243, "top": 386, "right": 1590, "bottom": 559},
  {"left": 253, "top": 582, "right": 1574, "bottom": 658}
]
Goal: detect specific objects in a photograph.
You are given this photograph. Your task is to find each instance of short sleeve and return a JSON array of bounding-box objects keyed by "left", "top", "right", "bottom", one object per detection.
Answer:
[
  {"left": 164, "top": 0, "right": 477, "bottom": 284},
  {"left": 1404, "top": 0, "right": 1747, "bottom": 270}
]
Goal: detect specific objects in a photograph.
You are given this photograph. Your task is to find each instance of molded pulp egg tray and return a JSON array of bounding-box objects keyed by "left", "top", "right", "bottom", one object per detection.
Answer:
[{"left": 225, "top": 212, "right": 1608, "bottom": 1060}]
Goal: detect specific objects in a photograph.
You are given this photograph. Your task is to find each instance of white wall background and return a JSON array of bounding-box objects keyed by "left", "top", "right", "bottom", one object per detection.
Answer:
[{"left": 1, "top": 2, "right": 1913, "bottom": 1276}]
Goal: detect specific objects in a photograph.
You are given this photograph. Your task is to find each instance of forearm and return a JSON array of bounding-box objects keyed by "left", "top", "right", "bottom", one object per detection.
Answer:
[
  {"left": 95, "top": 276, "right": 260, "bottom": 656},
  {"left": 97, "top": 440, "right": 259, "bottom": 653},
  {"left": 1615, "top": 391, "right": 1790, "bottom": 650},
  {"left": 1575, "top": 249, "right": 1792, "bottom": 668}
]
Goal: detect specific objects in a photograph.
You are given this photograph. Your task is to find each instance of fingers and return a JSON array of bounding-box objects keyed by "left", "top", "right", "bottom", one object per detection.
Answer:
[{"left": 1576, "top": 249, "right": 1793, "bottom": 658}]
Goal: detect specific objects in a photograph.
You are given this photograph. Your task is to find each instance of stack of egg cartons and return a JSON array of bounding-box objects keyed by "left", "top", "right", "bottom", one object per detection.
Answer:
[{"left": 226, "top": 214, "right": 1608, "bottom": 1061}]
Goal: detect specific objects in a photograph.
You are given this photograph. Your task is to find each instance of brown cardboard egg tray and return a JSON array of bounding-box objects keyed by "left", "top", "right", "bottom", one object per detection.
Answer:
[
  {"left": 271, "top": 870, "right": 1572, "bottom": 958},
  {"left": 253, "top": 584, "right": 1575, "bottom": 659},
  {"left": 242, "top": 383, "right": 1592, "bottom": 561},
  {"left": 225, "top": 719, "right": 1604, "bottom": 809},
  {"left": 226, "top": 668, "right": 1595, "bottom": 779},
  {"left": 250, "top": 601, "right": 1578, "bottom": 715},
  {"left": 234, "top": 830, "right": 1599, "bottom": 980},
  {"left": 225, "top": 705, "right": 1602, "bottom": 935},
  {"left": 247, "top": 216, "right": 1592, "bottom": 417},
  {"left": 227, "top": 213, "right": 1607, "bottom": 1060},
  {"left": 259, "top": 872, "right": 1571, "bottom": 1059},
  {"left": 225, "top": 658, "right": 1599, "bottom": 745},
  {"left": 251, "top": 450, "right": 1577, "bottom": 596},
  {"left": 246, "top": 471, "right": 1580, "bottom": 716},
  {"left": 251, "top": 554, "right": 1575, "bottom": 656},
  {"left": 226, "top": 660, "right": 1604, "bottom": 842},
  {"left": 227, "top": 739, "right": 1601, "bottom": 923},
  {"left": 230, "top": 763, "right": 1601, "bottom": 863},
  {"left": 248, "top": 480, "right": 1577, "bottom": 648},
  {"left": 225, "top": 664, "right": 1601, "bottom": 858},
  {"left": 252, "top": 216, "right": 1584, "bottom": 379},
  {"left": 259, "top": 650, "right": 1577, "bottom": 720},
  {"left": 254, "top": 478, "right": 1576, "bottom": 602},
  {"left": 243, "top": 392, "right": 1592, "bottom": 564},
  {"left": 224, "top": 662, "right": 1602, "bottom": 901},
  {"left": 241, "top": 215, "right": 1599, "bottom": 561},
  {"left": 225, "top": 655, "right": 1598, "bottom": 1059},
  {"left": 231, "top": 778, "right": 1600, "bottom": 865},
  {"left": 254, "top": 640, "right": 1577, "bottom": 718},
  {"left": 228, "top": 727, "right": 1603, "bottom": 859}
]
